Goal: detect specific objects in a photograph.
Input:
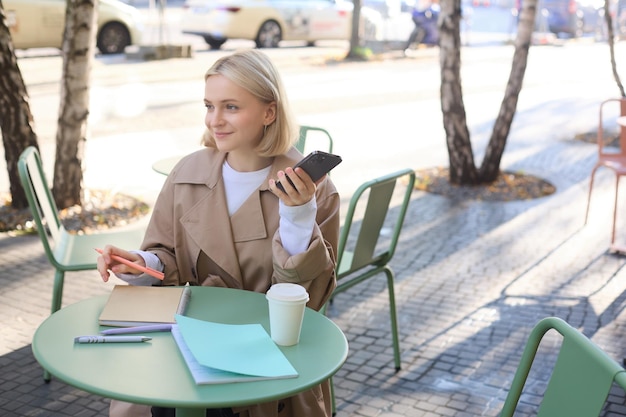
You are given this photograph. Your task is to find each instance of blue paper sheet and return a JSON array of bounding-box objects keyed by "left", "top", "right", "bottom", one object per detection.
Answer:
[{"left": 174, "top": 314, "right": 298, "bottom": 378}]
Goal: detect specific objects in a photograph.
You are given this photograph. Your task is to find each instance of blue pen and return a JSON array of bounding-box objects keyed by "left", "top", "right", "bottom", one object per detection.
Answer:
[{"left": 100, "top": 324, "right": 173, "bottom": 335}]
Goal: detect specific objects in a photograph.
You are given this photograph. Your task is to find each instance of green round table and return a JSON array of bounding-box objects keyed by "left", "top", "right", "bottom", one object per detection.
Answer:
[
  {"left": 32, "top": 286, "right": 348, "bottom": 417},
  {"left": 152, "top": 155, "right": 183, "bottom": 176}
]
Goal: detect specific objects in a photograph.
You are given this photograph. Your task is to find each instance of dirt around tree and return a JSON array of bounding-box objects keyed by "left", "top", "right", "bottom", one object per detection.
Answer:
[
  {"left": 413, "top": 167, "right": 556, "bottom": 201},
  {"left": 0, "top": 190, "right": 149, "bottom": 235}
]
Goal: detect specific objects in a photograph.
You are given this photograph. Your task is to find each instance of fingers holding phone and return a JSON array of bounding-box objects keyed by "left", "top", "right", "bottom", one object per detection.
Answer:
[
  {"left": 272, "top": 167, "right": 316, "bottom": 206},
  {"left": 272, "top": 151, "right": 342, "bottom": 205},
  {"left": 273, "top": 151, "right": 341, "bottom": 191}
]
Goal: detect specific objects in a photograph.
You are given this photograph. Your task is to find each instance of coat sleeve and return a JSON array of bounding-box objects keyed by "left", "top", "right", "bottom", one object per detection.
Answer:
[
  {"left": 139, "top": 175, "right": 184, "bottom": 286},
  {"left": 271, "top": 177, "right": 340, "bottom": 311}
]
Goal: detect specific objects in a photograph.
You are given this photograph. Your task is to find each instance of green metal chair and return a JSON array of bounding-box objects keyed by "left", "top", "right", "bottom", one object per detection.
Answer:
[
  {"left": 330, "top": 168, "right": 416, "bottom": 372},
  {"left": 500, "top": 316, "right": 626, "bottom": 417},
  {"left": 327, "top": 169, "right": 415, "bottom": 415},
  {"left": 18, "top": 146, "right": 146, "bottom": 316},
  {"left": 296, "top": 125, "right": 334, "bottom": 154},
  {"left": 18, "top": 147, "right": 145, "bottom": 379}
]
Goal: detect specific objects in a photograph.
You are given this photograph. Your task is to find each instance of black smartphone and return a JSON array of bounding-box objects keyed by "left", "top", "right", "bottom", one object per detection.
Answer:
[{"left": 276, "top": 151, "right": 342, "bottom": 192}]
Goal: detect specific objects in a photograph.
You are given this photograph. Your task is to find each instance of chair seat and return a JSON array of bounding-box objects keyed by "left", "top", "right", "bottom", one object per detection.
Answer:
[
  {"left": 595, "top": 158, "right": 626, "bottom": 174},
  {"left": 53, "top": 226, "right": 145, "bottom": 270}
]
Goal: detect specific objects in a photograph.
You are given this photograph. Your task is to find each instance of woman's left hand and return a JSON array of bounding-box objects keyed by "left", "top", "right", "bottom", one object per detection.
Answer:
[{"left": 270, "top": 167, "right": 318, "bottom": 206}]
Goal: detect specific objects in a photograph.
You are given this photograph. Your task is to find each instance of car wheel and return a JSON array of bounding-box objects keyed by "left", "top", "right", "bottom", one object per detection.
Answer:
[
  {"left": 97, "top": 22, "right": 131, "bottom": 55},
  {"left": 203, "top": 35, "right": 227, "bottom": 50},
  {"left": 255, "top": 20, "right": 282, "bottom": 48}
]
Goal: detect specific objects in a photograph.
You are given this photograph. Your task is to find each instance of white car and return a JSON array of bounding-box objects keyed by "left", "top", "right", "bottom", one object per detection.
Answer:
[
  {"left": 4, "top": 0, "right": 143, "bottom": 54},
  {"left": 180, "top": 0, "right": 394, "bottom": 49}
]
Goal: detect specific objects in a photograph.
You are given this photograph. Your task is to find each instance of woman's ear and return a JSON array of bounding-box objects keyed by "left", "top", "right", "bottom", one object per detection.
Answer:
[{"left": 264, "top": 101, "right": 277, "bottom": 125}]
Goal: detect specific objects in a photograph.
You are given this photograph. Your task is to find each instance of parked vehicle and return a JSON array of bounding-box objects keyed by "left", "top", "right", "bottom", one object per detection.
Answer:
[
  {"left": 595, "top": 0, "right": 626, "bottom": 39},
  {"left": 180, "top": 0, "right": 388, "bottom": 49},
  {"left": 516, "top": 0, "right": 584, "bottom": 37},
  {"left": 4, "top": 0, "right": 143, "bottom": 54},
  {"left": 577, "top": 0, "right": 603, "bottom": 34},
  {"left": 516, "top": 0, "right": 626, "bottom": 39}
]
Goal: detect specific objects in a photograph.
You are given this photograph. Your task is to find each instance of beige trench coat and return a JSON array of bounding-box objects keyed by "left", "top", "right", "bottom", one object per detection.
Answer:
[{"left": 113, "top": 147, "right": 340, "bottom": 417}]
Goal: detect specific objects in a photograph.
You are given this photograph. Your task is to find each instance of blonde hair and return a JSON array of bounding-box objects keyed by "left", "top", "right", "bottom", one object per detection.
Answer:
[{"left": 203, "top": 49, "right": 298, "bottom": 156}]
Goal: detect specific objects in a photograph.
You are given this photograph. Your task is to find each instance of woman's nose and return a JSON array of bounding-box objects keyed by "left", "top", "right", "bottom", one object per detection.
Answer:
[{"left": 208, "top": 110, "right": 224, "bottom": 127}]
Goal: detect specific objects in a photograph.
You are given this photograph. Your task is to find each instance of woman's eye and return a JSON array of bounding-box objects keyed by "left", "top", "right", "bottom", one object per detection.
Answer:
[
  {"left": 205, "top": 104, "right": 213, "bottom": 110},
  {"left": 226, "top": 104, "right": 238, "bottom": 110}
]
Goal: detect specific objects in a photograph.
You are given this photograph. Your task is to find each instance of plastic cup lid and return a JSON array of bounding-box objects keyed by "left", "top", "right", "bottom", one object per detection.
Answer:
[{"left": 266, "top": 283, "right": 309, "bottom": 302}]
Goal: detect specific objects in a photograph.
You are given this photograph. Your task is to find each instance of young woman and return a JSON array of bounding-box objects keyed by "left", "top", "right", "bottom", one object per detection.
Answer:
[{"left": 98, "top": 49, "right": 340, "bottom": 417}]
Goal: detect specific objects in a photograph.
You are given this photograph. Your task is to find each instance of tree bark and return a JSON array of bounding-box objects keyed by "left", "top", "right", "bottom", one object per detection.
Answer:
[
  {"left": 604, "top": 0, "right": 625, "bottom": 97},
  {"left": 52, "top": 0, "right": 98, "bottom": 209},
  {"left": 479, "top": 0, "right": 537, "bottom": 181},
  {"left": 0, "top": 0, "right": 39, "bottom": 209},
  {"left": 439, "top": 0, "right": 477, "bottom": 185},
  {"left": 440, "top": 0, "right": 537, "bottom": 185},
  {"left": 346, "top": 0, "right": 363, "bottom": 59}
]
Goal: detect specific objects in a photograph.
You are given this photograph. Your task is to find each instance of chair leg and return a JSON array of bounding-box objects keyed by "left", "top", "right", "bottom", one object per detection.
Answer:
[
  {"left": 43, "top": 269, "right": 65, "bottom": 382},
  {"left": 384, "top": 266, "right": 401, "bottom": 372},
  {"left": 585, "top": 168, "right": 599, "bottom": 225},
  {"left": 51, "top": 269, "right": 65, "bottom": 315},
  {"left": 330, "top": 376, "right": 336, "bottom": 416},
  {"left": 612, "top": 175, "right": 621, "bottom": 246}
]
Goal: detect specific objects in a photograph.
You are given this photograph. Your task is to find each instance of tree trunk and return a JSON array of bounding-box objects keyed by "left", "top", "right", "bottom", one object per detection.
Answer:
[
  {"left": 52, "top": 0, "right": 98, "bottom": 209},
  {"left": 440, "top": 0, "right": 537, "bottom": 185},
  {"left": 479, "top": 0, "right": 537, "bottom": 181},
  {"left": 0, "top": 0, "right": 39, "bottom": 209},
  {"left": 346, "top": 0, "right": 363, "bottom": 59},
  {"left": 439, "top": 0, "right": 478, "bottom": 185},
  {"left": 604, "top": 0, "right": 625, "bottom": 97}
]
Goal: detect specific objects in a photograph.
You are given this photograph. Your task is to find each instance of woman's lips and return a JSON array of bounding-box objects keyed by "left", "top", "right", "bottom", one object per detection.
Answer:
[{"left": 213, "top": 131, "right": 231, "bottom": 140}]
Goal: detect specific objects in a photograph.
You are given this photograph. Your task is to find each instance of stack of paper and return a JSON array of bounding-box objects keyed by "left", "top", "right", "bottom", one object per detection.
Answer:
[{"left": 172, "top": 314, "right": 298, "bottom": 384}]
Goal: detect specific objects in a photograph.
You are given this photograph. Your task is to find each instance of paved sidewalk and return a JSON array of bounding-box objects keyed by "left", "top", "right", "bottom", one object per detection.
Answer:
[{"left": 3, "top": 129, "right": 626, "bottom": 416}]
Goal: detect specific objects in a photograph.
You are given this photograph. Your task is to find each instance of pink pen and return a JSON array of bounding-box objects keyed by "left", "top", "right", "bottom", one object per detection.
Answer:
[{"left": 94, "top": 248, "right": 165, "bottom": 280}]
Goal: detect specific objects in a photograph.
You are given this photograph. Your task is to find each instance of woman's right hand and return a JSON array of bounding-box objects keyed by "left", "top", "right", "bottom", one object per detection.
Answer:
[{"left": 97, "top": 245, "right": 146, "bottom": 282}]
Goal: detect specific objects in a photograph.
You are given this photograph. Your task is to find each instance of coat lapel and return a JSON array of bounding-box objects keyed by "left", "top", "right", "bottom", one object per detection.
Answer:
[
  {"left": 230, "top": 190, "right": 267, "bottom": 242},
  {"left": 176, "top": 150, "right": 243, "bottom": 284},
  {"left": 180, "top": 183, "right": 243, "bottom": 284}
]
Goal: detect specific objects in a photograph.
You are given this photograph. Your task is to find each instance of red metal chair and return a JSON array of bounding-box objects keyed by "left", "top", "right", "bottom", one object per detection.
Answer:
[{"left": 585, "top": 97, "right": 626, "bottom": 251}]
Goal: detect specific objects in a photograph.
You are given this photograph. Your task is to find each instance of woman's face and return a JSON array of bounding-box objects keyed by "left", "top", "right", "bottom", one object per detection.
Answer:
[{"left": 204, "top": 74, "right": 276, "bottom": 154}]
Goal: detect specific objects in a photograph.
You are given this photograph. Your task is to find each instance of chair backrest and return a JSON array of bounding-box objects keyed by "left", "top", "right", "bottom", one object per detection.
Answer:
[
  {"left": 337, "top": 169, "right": 415, "bottom": 277},
  {"left": 598, "top": 97, "right": 626, "bottom": 155},
  {"left": 297, "top": 125, "right": 334, "bottom": 154},
  {"left": 500, "top": 316, "right": 626, "bottom": 417},
  {"left": 17, "top": 147, "right": 64, "bottom": 257}
]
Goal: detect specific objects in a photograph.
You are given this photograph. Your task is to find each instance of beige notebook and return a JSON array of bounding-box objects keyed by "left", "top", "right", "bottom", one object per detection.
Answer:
[{"left": 99, "top": 285, "right": 191, "bottom": 327}]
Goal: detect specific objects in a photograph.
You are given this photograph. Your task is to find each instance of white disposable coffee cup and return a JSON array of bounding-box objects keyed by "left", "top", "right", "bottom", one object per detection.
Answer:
[{"left": 266, "top": 283, "right": 310, "bottom": 346}]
